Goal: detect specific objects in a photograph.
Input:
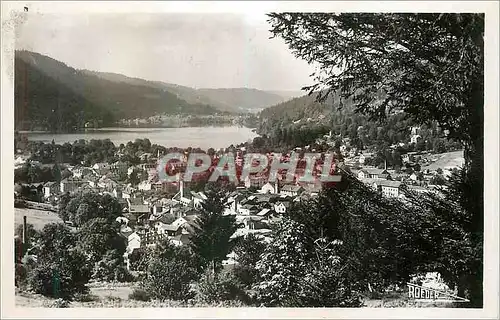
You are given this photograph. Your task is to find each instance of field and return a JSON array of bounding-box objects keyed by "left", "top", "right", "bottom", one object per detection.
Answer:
[
  {"left": 421, "top": 150, "right": 464, "bottom": 171},
  {"left": 14, "top": 208, "right": 63, "bottom": 231}
]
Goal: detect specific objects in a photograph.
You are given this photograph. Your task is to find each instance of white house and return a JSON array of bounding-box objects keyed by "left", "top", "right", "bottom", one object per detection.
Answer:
[
  {"left": 124, "top": 232, "right": 141, "bottom": 270},
  {"left": 274, "top": 202, "right": 287, "bottom": 214},
  {"left": 259, "top": 182, "right": 278, "bottom": 194},
  {"left": 138, "top": 181, "right": 153, "bottom": 191},
  {"left": 280, "top": 185, "right": 304, "bottom": 197},
  {"left": 374, "top": 180, "right": 402, "bottom": 198}
]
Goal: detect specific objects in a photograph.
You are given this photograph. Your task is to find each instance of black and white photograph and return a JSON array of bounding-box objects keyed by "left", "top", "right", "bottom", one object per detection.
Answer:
[{"left": 1, "top": 1, "right": 498, "bottom": 318}]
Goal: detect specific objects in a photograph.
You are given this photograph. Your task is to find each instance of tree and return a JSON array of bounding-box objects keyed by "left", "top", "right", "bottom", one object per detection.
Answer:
[
  {"left": 143, "top": 239, "right": 198, "bottom": 301},
  {"left": 189, "top": 191, "right": 237, "bottom": 276},
  {"left": 128, "top": 170, "right": 140, "bottom": 186},
  {"left": 233, "top": 234, "right": 267, "bottom": 287},
  {"left": 27, "top": 223, "right": 92, "bottom": 299},
  {"left": 77, "top": 217, "right": 126, "bottom": 265},
  {"left": 268, "top": 14, "right": 483, "bottom": 301}
]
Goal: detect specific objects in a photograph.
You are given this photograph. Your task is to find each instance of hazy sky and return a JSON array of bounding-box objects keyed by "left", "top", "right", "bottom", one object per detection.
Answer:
[{"left": 15, "top": 12, "right": 315, "bottom": 91}]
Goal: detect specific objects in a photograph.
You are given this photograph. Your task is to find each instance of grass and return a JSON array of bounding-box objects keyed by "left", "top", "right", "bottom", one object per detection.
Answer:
[
  {"left": 16, "top": 282, "right": 457, "bottom": 308},
  {"left": 421, "top": 150, "right": 464, "bottom": 171},
  {"left": 15, "top": 283, "right": 246, "bottom": 308},
  {"left": 14, "top": 207, "right": 63, "bottom": 230}
]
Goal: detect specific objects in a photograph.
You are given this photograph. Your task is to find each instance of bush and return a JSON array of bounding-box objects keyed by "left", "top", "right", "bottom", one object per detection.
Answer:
[
  {"left": 92, "top": 250, "right": 132, "bottom": 282},
  {"left": 144, "top": 256, "right": 196, "bottom": 301},
  {"left": 14, "top": 199, "right": 26, "bottom": 208},
  {"left": 27, "top": 248, "right": 91, "bottom": 299},
  {"left": 15, "top": 263, "right": 28, "bottom": 289},
  {"left": 197, "top": 269, "right": 249, "bottom": 304},
  {"left": 129, "top": 288, "right": 151, "bottom": 301}
]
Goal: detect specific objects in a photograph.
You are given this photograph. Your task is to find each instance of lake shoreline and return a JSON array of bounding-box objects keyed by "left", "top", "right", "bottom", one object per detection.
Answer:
[
  {"left": 17, "top": 124, "right": 254, "bottom": 135},
  {"left": 21, "top": 126, "right": 259, "bottom": 150}
]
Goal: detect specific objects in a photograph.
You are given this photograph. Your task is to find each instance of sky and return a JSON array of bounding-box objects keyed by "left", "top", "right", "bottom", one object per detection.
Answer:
[{"left": 15, "top": 12, "right": 315, "bottom": 91}]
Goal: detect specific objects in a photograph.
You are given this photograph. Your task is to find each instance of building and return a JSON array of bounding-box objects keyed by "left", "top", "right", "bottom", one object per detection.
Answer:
[
  {"left": 374, "top": 180, "right": 402, "bottom": 198},
  {"left": 110, "top": 161, "right": 129, "bottom": 175},
  {"left": 280, "top": 185, "right": 304, "bottom": 197},
  {"left": 92, "top": 163, "right": 111, "bottom": 175},
  {"left": 274, "top": 202, "right": 288, "bottom": 214},
  {"left": 244, "top": 175, "right": 267, "bottom": 189},
  {"left": 43, "top": 181, "right": 60, "bottom": 198},
  {"left": 72, "top": 166, "right": 94, "bottom": 178},
  {"left": 60, "top": 177, "right": 84, "bottom": 193},
  {"left": 259, "top": 182, "right": 278, "bottom": 194},
  {"left": 358, "top": 168, "right": 390, "bottom": 180}
]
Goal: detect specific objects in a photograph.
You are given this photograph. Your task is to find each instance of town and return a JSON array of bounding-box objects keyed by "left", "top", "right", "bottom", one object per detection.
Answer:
[{"left": 14, "top": 126, "right": 464, "bottom": 273}]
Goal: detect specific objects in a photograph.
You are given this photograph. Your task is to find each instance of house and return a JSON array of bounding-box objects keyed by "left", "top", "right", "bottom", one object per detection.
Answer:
[
  {"left": 280, "top": 185, "right": 304, "bottom": 197},
  {"left": 374, "top": 180, "right": 403, "bottom": 198},
  {"left": 156, "top": 222, "right": 183, "bottom": 237},
  {"left": 110, "top": 161, "right": 129, "bottom": 175},
  {"left": 244, "top": 175, "right": 267, "bottom": 189},
  {"left": 123, "top": 231, "right": 141, "bottom": 270},
  {"left": 357, "top": 168, "right": 390, "bottom": 180},
  {"left": 190, "top": 191, "right": 207, "bottom": 209},
  {"left": 43, "top": 181, "right": 59, "bottom": 198},
  {"left": 274, "top": 201, "right": 289, "bottom": 214},
  {"left": 60, "top": 177, "right": 84, "bottom": 193},
  {"left": 138, "top": 180, "right": 153, "bottom": 191},
  {"left": 92, "top": 163, "right": 111, "bottom": 175},
  {"left": 127, "top": 198, "right": 150, "bottom": 216},
  {"left": 72, "top": 166, "right": 94, "bottom": 178},
  {"left": 259, "top": 182, "right": 278, "bottom": 194}
]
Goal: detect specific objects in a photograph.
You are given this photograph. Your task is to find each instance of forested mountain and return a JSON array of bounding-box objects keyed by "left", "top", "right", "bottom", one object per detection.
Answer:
[
  {"left": 257, "top": 91, "right": 459, "bottom": 153},
  {"left": 85, "top": 71, "right": 295, "bottom": 114},
  {"left": 83, "top": 71, "right": 232, "bottom": 112},
  {"left": 196, "top": 88, "right": 290, "bottom": 113},
  {"left": 267, "top": 90, "right": 304, "bottom": 100},
  {"left": 14, "top": 51, "right": 221, "bottom": 132}
]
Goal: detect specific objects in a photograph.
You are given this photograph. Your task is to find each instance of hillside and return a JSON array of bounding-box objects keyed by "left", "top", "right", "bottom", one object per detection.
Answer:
[
  {"left": 14, "top": 51, "right": 220, "bottom": 132},
  {"left": 85, "top": 71, "right": 294, "bottom": 114},
  {"left": 196, "top": 88, "right": 290, "bottom": 113},
  {"left": 83, "top": 71, "right": 232, "bottom": 112},
  {"left": 256, "top": 91, "right": 459, "bottom": 155}
]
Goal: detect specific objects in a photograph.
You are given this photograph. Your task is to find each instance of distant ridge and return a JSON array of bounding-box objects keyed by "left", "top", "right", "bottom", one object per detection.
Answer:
[{"left": 15, "top": 50, "right": 222, "bottom": 132}]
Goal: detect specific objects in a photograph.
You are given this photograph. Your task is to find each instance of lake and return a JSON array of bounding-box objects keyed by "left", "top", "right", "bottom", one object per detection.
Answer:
[{"left": 24, "top": 126, "right": 259, "bottom": 150}]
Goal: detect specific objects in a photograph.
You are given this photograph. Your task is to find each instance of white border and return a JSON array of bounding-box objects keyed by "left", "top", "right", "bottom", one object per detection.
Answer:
[{"left": 1, "top": 1, "right": 499, "bottom": 319}]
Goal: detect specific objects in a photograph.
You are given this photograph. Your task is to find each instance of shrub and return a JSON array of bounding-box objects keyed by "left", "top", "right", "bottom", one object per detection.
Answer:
[
  {"left": 92, "top": 250, "right": 132, "bottom": 282},
  {"left": 14, "top": 199, "right": 26, "bottom": 208},
  {"left": 129, "top": 288, "right": 151, "bottom": 301},
  {"left": 27, "top": 248, "right": 91, "bottom": 299},
  {"left": 15, "top": 263, "right": 28, "bottom": 289},
  {"left": 197, "top": 269, "right": 249, "bottom": 304},
  {"left": 144, "top": 256, "right": 196, "bottom": 301},
  {"left": 115, "top": 265, "right": 136, "bottom": 282}
]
